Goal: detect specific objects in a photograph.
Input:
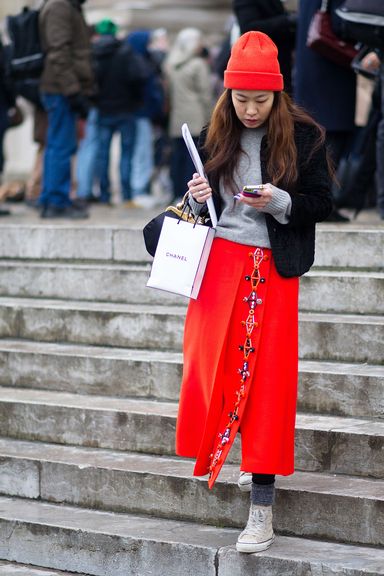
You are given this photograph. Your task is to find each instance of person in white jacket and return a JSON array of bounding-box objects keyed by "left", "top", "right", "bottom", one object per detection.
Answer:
[{"left": 164, "top": 27, "right": 213, "bottom": 201}]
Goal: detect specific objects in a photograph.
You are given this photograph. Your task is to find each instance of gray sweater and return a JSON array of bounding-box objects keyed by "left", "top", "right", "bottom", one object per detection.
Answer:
[{"left": 190, "top": 127, "right": 292, "bottom": 248}]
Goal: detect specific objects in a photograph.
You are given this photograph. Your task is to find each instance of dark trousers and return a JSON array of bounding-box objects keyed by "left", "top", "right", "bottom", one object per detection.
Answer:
[
  {"left": 170, "top": 136, "right": 197, "bottom": 200},
  {"left": 252, "top": 473, "right": 275, "bottom": 485},
  {"left": 376, "top": 63, "right": 384, "bottom": 216},
  {"left": 98, "top": 113, "right": 136, "bottom": 202},
  {"left": 326, "top": 130, "right": 354, "bottom": 169},
  {"left": 0, "top": 97, "right": 8, "bottom": 174},
  {"left": 41, "top": 93, "right": 77, "bottom": 208}
]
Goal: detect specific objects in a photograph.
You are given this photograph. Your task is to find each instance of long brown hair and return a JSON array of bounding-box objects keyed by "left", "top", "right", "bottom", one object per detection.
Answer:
[{"left": 204, "top": 89, "right": 327, "bottom": 193}]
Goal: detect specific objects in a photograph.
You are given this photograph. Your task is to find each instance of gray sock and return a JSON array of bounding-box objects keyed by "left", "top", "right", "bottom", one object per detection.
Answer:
[{"left": 251, "top": 482, "right": 275, "bottom": 506}]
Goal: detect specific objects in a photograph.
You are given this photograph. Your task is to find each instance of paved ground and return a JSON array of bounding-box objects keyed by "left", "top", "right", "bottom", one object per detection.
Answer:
[{"left": 1, "top": 200, "right": 383, "bottom": 230}]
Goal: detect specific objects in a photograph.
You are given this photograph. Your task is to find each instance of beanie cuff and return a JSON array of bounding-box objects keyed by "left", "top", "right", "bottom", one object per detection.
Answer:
[{"left": 224, "top": 70, "right": 284, "bottom": 91}]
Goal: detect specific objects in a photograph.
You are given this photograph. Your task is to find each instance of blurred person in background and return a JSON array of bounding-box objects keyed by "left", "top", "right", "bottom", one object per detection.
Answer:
[
  {"left": 39, "top": 0, "right": 95, "bottom": 219},
  {"left": 164, "top": 27, "right": 213, "bottom": 202},
  {"left": 25, "top": 104, "right": 48, "bottom": 207},
  {"left": 147, "top": 28, "right": 173, "bottom": 204},
  {"left": 74, "top": 19, "right": 119, "bottom": 206},
  {"left": 126, "top": 29, "right": 166, "bottom": 208},
  {"left": 94, "top": 24, "right": 149, "bottom": 207},
  {"left": 361, "top": 50, "right": 384, "bottom": 219},
  {"left": 233, "top": 0, "right": 297, "bottom": 94},
  {"left": 294, "top": 0, "right": 356, "bottom": 222},
  {"left": 0, "top": 35, "right": 16, "bottom": 216}
]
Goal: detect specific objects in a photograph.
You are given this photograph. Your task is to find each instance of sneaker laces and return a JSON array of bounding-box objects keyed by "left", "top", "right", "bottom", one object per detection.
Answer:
[{"left": 244, "top": 507, "right": 269, "bottom": 536}]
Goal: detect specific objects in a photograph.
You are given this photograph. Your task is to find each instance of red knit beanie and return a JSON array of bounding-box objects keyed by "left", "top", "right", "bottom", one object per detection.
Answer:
[{"left": 224, "top": 31, "right": 284, "bottom": 91}]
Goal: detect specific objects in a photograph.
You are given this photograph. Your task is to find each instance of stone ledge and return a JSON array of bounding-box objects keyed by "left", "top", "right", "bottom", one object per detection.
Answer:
[
  {"left": 0, "top": 496, "right": 383, "bottom": 575},
  {"left": 0, "top": 560, "right": 86, "bottom": 575},
  {"left": 0, "top": 297, "right": 382, "bottom": 363},
  {"left": 0, "top": 261, "right": 383, "bottom": 311},
  {"left": 0, "top": 225, "right": 383, "bottom": 268},
  {"left": 0, "top": 340, "right": 382, "bottom": 417}
]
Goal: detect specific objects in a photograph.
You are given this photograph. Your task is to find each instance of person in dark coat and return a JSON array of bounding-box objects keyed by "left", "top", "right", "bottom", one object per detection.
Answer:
[
  {"left": 0, "top": 36, "right": 15, "bottom": 216},
  {"left": 94, "top": 29, "right": 149, "bottom": 205},
  {"left": 294, "top": 0, "right": 356, "bottom": 220},
  {"left": 126, "top": 30, "right": 165, "bottom": 203},
  {"left": 39, "top": 0, "right": 95, "bottom": 219},
  {"left": 233, "top": 0, "right": 297, "bottom": 93}
]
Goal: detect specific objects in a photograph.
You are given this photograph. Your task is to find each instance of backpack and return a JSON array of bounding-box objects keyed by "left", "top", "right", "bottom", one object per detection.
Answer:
[
  {"left": 6, "top": 6, "right": 44, "bottom": 81},
  {"left": 336, "top": 0, "right": 384, "bottom": 49}
]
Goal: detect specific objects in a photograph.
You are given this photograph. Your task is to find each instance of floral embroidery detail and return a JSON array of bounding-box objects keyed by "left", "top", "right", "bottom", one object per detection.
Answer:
[{"left": 208, "top": 248, "right": 265, "bottom": 481}]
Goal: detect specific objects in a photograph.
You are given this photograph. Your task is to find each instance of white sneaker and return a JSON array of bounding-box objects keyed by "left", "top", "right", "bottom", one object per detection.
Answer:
[
  {"left": 238, "top": 471, "right": 252, "bottom": 492},
  {"left": 236, "top": 504, "right": 275, "bottom": 553}
]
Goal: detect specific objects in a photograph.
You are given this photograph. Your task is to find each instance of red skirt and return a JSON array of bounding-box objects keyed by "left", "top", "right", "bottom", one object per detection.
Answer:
[{"left": 176, "top": 237, "right": 299, "bottom": 488}]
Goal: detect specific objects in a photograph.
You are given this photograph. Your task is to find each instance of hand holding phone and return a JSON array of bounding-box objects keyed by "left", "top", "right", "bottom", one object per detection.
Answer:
[{"left": 242, "top": 185, "right": 263, "bottom": 198}]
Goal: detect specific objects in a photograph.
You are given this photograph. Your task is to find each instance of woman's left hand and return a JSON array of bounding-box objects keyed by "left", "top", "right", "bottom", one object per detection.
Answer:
[{"left": 238, "top": 183, "right": 273, "bottom": 209}]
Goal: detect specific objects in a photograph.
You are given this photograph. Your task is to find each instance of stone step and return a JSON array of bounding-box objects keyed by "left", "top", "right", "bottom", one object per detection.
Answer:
[
  {"left": 0, "top": 388, "right": 382, "bottom": 477},
  {"left": 300, "top": 269, "right": 384, "bottom": 314},
  {"left": 313, "top": 226, "right": 384, "bottom": 269},
  {"left": 0, "top": 339, "right": 382, "bottom": 417},
  {"left": 0, "top": 224, "right": 382, "bottom": 269},
  {"left": 0, "top": 297, "right": 382, "bottom": 363},
  {"left": 299, "top": 311, "right": 384, "bottom": 363},
  {"left": 0, "top": 560, "right": 86, "bottom": 575},
  {"left": 0, "top": 442, "right": 382, "bottom": 547},
  {"left": 0, "top": 297, "right": 185, "bottom": 352},
  {"left": 1, "top": 496, "right": 383, "bottom": 576},
  {"left": 0, "top": 260, "right": 383, "bottom": 313}
]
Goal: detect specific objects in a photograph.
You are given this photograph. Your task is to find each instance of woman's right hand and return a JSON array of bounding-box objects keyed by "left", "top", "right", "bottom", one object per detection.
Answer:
[{"left": 188, "top": 172, "right": 212, "bottom": 204}]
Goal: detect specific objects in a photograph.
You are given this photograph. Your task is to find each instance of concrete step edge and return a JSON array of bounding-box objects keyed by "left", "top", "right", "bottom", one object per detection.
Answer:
[
  {"left": 0, "top": 338, "right": 183, "bottom": 362},
  {"left": 0, "top": 389, "right": 382, "bottom": 479},
  {"left": 0, "top": 440, "right": 383, "bottom": 546},
  {"left": 1, "top": 386, "right": 384, "bottom": 431},
  {"left": 0, "top": 259, "right": 383, "bottom": 277},
  {"left": 0, "top": 560, "right": 87, "bottom": 575},
  {"left": 0, "top": 261, "right": 150, "bottom": 271},
  {"left": 0, "top": 495, "right": 383, "bottom": 576},
  {"left": 1, "top": 295, "right": 383, "bottom": 324},
  {"left": 0, "top": 296, "right": 187, "bottom": 315},
  {"left": 0, "top": 339, "right": 383, "bottom": 378},
  {"left": 0, "top": 436, "right": 382, "bottom": 498}
]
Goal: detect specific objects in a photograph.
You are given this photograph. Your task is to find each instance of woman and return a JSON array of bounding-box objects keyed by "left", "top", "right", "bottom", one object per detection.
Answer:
[
  {"left": 163, "top": 27, "right": 213, "bottom": 201},
  {"left": 175, "top": 31, "right": 332, "bottom": 554}
]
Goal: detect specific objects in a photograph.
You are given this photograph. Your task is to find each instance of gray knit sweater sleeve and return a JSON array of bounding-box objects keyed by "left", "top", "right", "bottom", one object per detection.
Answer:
[
  {"left": 188, "top": 193, "right": 206, "bottom": 216},
  {"left": 261, "top": 184, "right": 292, "bottom": 224}
]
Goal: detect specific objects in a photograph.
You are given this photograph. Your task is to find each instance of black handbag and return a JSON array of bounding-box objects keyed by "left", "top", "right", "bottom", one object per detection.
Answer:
[
  {"left": 336, "top": 0, "right": 384, "bottom": 50},
  {"left": 143, "top": 193, "right": 211, "bottom": 257}
]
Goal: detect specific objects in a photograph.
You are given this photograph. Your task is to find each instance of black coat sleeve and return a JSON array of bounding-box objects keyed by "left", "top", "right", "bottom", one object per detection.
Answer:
[{"left": 289, "top": 128, "right": 333, "bottom": 227}]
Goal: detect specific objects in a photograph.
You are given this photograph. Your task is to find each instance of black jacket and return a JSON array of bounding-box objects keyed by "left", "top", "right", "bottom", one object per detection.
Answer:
[
  {"left": 198, "top": 122, "right": 333, "bottom": 278},
  {"left": 94, "top": 37, "right": 149, "bottom": 115},
  {"left": 294, "top": 0, "right": 356, "bottom": 131}
]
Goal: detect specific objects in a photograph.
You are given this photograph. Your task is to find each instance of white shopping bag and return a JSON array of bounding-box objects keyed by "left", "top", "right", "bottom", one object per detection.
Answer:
[{"left": 146, "top": 216, "right": 215, "bottom": 299}]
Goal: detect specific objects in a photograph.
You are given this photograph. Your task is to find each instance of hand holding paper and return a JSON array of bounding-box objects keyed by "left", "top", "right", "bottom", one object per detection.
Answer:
[{"left": 181, "top": 123, "right": 218, "bottom": 228}]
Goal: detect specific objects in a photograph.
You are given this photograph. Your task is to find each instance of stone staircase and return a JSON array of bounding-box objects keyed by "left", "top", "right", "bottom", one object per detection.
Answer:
[{"left": 0, "top": 222, "right": 382, "bottom": 575}]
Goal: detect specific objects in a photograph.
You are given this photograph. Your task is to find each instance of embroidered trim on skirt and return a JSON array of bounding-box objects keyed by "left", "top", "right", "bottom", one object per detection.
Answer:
[{"left": 176, "top": 237, "right": 299, "bottom": 488}]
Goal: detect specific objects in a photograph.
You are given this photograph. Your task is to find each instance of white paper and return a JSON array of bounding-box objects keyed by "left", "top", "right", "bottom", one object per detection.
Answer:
[{"left": 181, "top": 123, "right": 218, "bottom": 228}]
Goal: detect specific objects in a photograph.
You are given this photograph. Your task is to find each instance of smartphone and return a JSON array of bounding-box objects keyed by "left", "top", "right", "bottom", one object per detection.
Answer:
[{"left": 242, "top": 185, "right": 262, "bottom": 198}]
